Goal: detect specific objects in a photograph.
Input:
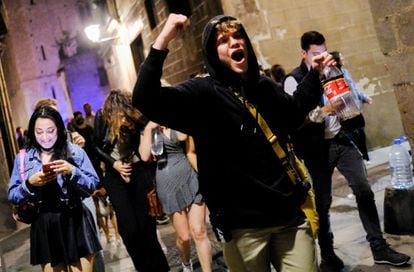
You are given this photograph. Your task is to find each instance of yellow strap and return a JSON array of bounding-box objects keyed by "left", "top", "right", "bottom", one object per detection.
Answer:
[
  {"left": 301, "top": 189, "right": 319, "bottom": 238},
  {"left": 234, "top": 92, "right": 319, "bottom": 238},
  {"left": 242, "top": 99, "right": 299, "bottom": 184}
]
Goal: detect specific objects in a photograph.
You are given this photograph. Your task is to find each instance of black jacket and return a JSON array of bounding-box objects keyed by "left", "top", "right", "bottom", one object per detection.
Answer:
[
  {"left": 133, "top": 15, "right": 323, "bottom": 231},
  {"left": 285, "top": 60, "right": 325, "bottom": 160}
]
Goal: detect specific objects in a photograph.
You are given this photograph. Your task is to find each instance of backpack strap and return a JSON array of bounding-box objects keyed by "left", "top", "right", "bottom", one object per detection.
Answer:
[{"left": 19, "top": 149, "right": 26, "bottom": 181}]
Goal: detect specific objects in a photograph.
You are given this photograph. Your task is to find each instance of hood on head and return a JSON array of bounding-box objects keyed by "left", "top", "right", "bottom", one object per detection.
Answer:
[{"left": 201, "top": 15, "right": 260, "bottom": 87}]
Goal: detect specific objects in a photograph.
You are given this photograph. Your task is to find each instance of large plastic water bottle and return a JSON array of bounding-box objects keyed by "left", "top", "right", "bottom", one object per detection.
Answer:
[
  {"left": 400, "top": 135, "right": 412, "bottom": 156},
  {"left": 389, "top": 138, "right": 414, "bottom": 189},
  {"left": 321, "top": 66, "right": 360, "bottom": 120}
]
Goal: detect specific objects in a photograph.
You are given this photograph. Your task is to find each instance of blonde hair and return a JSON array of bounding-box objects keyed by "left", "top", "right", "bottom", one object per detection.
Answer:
[
  {"left": 215, "top": 19, "right": 242, "bottom": 36},
  {"left": 34, "top": 98, "right": 58, "bottom": 111}
]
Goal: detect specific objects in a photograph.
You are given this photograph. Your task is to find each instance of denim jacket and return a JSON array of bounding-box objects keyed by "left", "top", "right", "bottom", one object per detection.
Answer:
[{"left": 8, "top": 141, "right": 99, "bottom": 204}]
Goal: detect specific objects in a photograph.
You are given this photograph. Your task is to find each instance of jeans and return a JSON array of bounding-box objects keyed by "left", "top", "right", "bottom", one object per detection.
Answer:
[
  {"left": 221, "top": 221, "right": 317, "bottom": 272},
  {"left": 304, "top": 139, "right": 386, "bottom": 252}
]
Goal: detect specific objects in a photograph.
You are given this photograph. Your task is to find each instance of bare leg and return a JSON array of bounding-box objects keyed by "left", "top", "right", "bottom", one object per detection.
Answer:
[
  {"left": 188, "top": 202, "right": 212, "bottom": 272},
  {"left": 42, "top": 263, "right": 67, "bottom": 272},
  {"left": 170, "top": 210, "right": 192, "bottom": 265},
  {"left": 41, "top": 255, "right": 94, "bottom": 272},
  {"left": 68, "top": 255, "right": 94, "bottom": 272}
]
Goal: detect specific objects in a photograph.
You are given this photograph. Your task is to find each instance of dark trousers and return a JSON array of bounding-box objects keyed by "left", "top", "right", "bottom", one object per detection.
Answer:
[
  {"left": 304, "top": 139, "right": 386, "bottom": 253},
  {"left": 104, "top": 162, "right": 169, "bottom": 272}
]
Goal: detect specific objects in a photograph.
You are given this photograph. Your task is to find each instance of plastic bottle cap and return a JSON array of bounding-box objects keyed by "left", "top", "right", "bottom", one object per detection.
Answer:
[{"left": 393, "top": 138, "right": 401, "bottom": 145}]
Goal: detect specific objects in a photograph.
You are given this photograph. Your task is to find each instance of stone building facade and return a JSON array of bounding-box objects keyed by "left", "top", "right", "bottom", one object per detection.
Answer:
[
  {"left": 2, "top": 0, "right": 84, "bottom": 127},
  {"left": 106, "top": 0, "right": 408, "bottom": 148},
  {"left": 220, "top": 0, "right": 405, "bottom": 148},
  {"left": 102, "top": 0, "right": 223, "bottom": 91}
]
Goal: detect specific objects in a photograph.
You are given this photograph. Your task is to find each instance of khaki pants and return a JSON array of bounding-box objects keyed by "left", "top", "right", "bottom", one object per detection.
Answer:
[{"left": 221, "top": 221, "right": 317, "bottom": 272}]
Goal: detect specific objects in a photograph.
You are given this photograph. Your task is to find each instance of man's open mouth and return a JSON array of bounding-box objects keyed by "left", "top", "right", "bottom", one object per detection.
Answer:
[{"left": 231, "top": 51, "right": 245, "bottom": 62}]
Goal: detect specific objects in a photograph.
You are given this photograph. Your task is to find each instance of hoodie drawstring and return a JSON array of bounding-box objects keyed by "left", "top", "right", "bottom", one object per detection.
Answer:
[{"left": 234, "top": 85, "right": 259, "bottom": 134}]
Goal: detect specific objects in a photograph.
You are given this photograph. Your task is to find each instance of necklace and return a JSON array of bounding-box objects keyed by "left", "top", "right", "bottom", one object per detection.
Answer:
[{"left": 41, "top": 147, "right": 54, "bottom": 154}]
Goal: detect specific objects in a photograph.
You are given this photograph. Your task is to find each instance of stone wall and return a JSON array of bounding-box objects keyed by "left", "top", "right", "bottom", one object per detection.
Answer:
[
  {"left": 104, "top": 0, "right": 223, "bottom": 92},
  {"left": 141, "top": 0, "right": 223, "bottom": 85},
  {"left": 221, "top": 0, "right": 406, "bottom": 149},
  {"left": 104, "top": 0, "right": 410, "bottom": 150},
  {"left": 368, "top": 0, "right": 414, "bottom": 151}
]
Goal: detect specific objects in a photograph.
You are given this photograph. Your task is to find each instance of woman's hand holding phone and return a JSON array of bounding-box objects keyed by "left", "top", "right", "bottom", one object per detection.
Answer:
[
  {"left": 42, "top": 162, "right": 55, "bottom": 174},
  {"left": 28, "top": 162, "right": 56, "bottom": 187}
]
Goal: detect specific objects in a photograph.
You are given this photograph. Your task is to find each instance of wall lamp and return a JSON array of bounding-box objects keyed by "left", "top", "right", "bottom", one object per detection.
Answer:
[{"left": 84, "top": 24, "right": 119, "bottom": 43}]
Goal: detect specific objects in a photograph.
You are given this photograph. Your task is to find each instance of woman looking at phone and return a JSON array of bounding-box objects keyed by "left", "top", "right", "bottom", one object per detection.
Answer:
[{"left": 8, "top": 106, "right": 101, "bottom": 272}]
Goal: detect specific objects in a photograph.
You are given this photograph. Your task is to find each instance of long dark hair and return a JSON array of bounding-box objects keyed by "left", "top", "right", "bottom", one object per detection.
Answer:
[
  {"left": 103, "top": 89, "right": 147, "bottom": 144},
  {"left": 26, "top": 106, "right": 69, "bottom": 160}
]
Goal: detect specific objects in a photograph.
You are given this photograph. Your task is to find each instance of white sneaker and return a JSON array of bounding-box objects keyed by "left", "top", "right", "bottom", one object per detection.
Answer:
[{"left": 181, "top": 260, "right": 193, "bottom": 272}]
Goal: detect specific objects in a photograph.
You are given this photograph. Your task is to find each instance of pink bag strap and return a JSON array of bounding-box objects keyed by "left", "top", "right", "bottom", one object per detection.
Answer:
[{"left": 19, "top": 149, "right": 25, "bottom": 181}]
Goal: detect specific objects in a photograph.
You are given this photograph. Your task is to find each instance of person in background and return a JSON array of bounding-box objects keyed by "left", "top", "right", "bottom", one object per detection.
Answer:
[
  {"left": 71, "top": 110, "right": 118, "bottom": 247},
  {"left": 284, "top": 30, "right": 411, "bottom": 270},
  {"left": 330, "top": 50, "right": 373, "bottom": 162},
  {"left": 270, "top": 64, "right": 286, "bottom": 87},
  {"left": 83, "top": 103, "right": 95, "bottom": 128},
  {"left": 94, "top": 90, "right": 169, "bottom": 272},
  {"left": 258, "top": 64, "right": 270, "bottom": 78},
  {"left": 16, "top": 126, "right": 26, "bottom": 150},
  {"left": 133, "top": 13, "right": 335, "bottom": 271},
  {"left": 70, "top": 111, "right": 102, "bottom": 179},
  {"left": 34, "top": 99, "right": 105, "bottom": 272},
  {"left": 8, "top": 106, "right": 101, "bottom": 271},
  {"left": 140, "top": 122, "right": 212, "bottom": 272}
]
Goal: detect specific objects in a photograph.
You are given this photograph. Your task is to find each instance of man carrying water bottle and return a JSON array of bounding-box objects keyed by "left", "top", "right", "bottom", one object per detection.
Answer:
[{"left": 284, "top": 30, "right": 411, "bottom": 270}]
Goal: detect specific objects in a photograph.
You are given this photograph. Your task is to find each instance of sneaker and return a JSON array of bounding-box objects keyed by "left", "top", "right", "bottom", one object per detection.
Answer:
[
  {"left": 320, "top": 251, "right": 345, "bottom": 271},
  {"left": 372, "top": 245, "right": 411, "bottom": 266},
  {"left": 181, "top": 260, "right": 193, "bottom": 272},
  {"left": 156, "top": 214, "right": 170, "bottom": 225}
]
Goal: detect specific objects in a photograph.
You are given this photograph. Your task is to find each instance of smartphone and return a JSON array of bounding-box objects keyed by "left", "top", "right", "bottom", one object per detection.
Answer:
[{"left": 42, "top": 162, "right": 54, "bottom": 174}]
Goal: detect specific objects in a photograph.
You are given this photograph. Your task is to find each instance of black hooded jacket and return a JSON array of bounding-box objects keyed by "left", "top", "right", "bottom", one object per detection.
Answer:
[
  {"left": 133, "top": 15, "right": 323, "bottom": 232},
  {"left": 285, "top": 60, "right": 326, "bottom": 160}
]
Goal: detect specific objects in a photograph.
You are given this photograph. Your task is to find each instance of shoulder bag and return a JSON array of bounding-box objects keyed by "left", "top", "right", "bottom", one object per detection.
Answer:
[
  {"left": 147, "top": 180, "right": 163, "bottom": 217},
  {"left": 12, "top": 150, "right": 41, "bottom": 224}
]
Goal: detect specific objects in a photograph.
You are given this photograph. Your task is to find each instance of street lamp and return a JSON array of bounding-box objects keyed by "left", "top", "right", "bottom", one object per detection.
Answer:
[{"left": 84, "top": 24, "right": 119, "bottom": 43}]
